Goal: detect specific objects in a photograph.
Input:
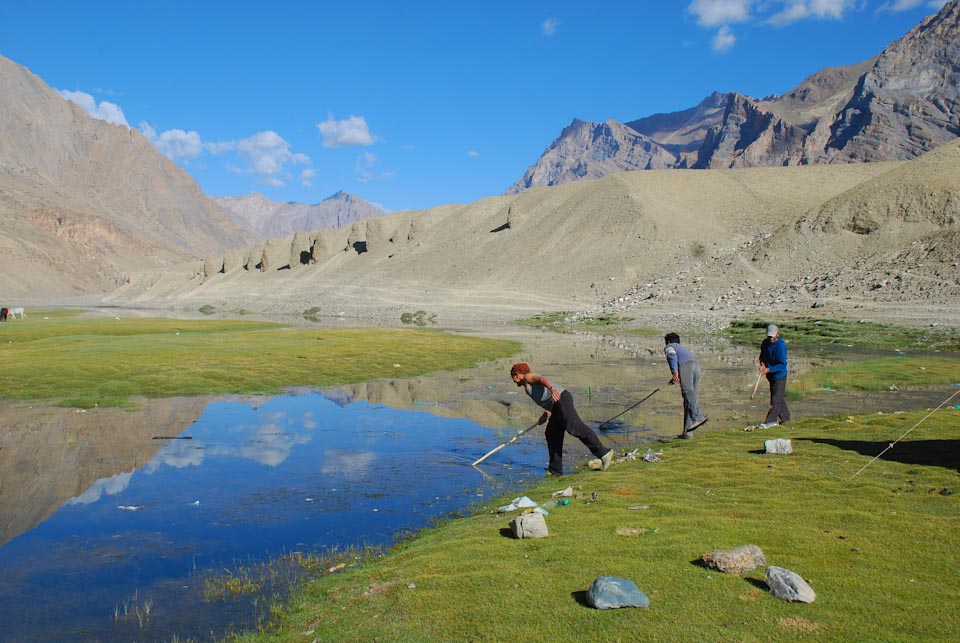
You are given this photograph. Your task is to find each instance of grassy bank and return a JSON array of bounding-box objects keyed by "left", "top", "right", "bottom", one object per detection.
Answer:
[
  {"left": 237, "top": 405, "right": 960, "bottom": 642},
  {"left": 725, "top": 318, "right": 960, "bottom": 352},
  {"left": 792, "top": 356, "right": 960, "bottom": 395},
  {"left": 0, "top": 310, "right": 520, "bottom": 407}
]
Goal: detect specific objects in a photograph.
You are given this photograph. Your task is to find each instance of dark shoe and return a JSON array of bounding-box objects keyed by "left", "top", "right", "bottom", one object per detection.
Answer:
[
  {"left": 687, "top": 417, "right": 709, "bottom": 432},
  {"left": 679, "top": 432, "right": 693, "bottom": 439},
  {"left": 546, "top": 469, "right": 564, "bottom": 477}
]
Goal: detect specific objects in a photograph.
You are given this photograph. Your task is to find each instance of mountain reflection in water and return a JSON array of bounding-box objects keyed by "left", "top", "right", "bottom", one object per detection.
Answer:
[{"left": 0, "top": 393, "right": 545, "bottom": 642}]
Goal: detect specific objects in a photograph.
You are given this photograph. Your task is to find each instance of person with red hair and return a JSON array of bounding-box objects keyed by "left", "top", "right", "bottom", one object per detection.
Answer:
[{"left": 510, "top": 363, "right": 612, "bottom": 475}]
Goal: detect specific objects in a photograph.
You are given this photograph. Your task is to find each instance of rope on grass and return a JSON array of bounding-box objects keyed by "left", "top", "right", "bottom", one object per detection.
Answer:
[{"left": 849, "top": 388, "right": 960, "bottom": 480}]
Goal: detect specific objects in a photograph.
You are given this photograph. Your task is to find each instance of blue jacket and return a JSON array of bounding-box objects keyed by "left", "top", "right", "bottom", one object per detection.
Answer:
[
  {"left": 664, "top": 342, "right": 696, "bottom": 373},
  {"left": 760, "top": 337, "right": 788, "bottom": 380}
]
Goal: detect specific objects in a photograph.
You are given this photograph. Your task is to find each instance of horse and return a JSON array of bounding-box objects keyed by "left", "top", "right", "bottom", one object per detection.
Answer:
[
  {"left": 8, "top": 307, "right": 24, "bottom": 320},
  {"left": 0, "top": 307, "right": 6, "bottom": 322}
]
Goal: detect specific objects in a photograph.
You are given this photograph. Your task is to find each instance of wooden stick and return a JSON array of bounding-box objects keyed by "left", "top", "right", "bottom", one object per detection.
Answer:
[
  {"left": 598, "top": 387, "right": 661, "bottom": 429},
  {"left": 471, "top": 422, "right": 540, "bottom": 466},
  {"left": 750, "top": 372, "right": 762, "bottom": 399}
]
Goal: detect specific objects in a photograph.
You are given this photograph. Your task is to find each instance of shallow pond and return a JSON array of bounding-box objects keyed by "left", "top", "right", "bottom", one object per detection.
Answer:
[{"left": 0, "top": 323, "right": 954, "bottom": 641}]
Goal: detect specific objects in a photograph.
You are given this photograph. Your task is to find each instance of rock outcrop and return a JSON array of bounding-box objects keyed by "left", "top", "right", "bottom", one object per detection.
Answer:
[{"left": 693, "top": 93, "right": 809, "bottom": 169}]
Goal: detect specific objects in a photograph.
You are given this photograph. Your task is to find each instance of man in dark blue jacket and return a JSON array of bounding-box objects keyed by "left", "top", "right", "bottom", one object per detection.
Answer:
[{"left": 759, "top": 324, "right": 790, "bottom": 428}]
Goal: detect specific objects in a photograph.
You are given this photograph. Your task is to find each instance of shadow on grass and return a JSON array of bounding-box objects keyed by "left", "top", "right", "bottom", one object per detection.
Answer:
[
  {"left": 745, "top": 577, "right": 770, "bottom": 591},
  {"left": 571, "top": 590, "right": 592, "bottom": 607},
  {"left": 798, "top": 438, "right": 960, "bottom": 472}
]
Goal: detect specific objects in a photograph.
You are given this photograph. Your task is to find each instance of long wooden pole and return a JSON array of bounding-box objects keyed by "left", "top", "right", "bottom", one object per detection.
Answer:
[
  {"left": 598, "top": 387, "right": 661, "bottom": 429},
  {"left": 750, "top": 372, "right": 762, "bottom": 399},
  {"left": 471, "top": 422, "right": 540, "bottom": 466}
]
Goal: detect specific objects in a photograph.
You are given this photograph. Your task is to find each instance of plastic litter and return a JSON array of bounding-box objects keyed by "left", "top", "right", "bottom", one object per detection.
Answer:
[
  {"left": 497, "top": 496, "right": 538, "bottom": 512},
  {"left": 764, "top": 438, "right": 793, "bottom": 455},
  {"left": 642, "top": 449, "right": 663, "bottom": 463}
]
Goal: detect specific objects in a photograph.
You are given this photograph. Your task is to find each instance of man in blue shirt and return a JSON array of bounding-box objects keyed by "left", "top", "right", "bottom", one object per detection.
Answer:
[
  {"left": 759, "top": 324, "right": 790, "bottom": 428},
  {"left": 664, "top": 333, "right": 707, "bottom": 439}
]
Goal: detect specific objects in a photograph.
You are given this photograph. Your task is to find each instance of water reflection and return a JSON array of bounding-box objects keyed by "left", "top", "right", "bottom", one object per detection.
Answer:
[
  {"left": 0, "top": 393, "right": 545, "bottom": 642},
  {"left": 0, "top": 325, "right": 954, "bottom": 642}
]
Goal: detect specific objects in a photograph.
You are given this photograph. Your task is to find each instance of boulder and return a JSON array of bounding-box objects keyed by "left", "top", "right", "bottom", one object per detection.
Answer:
[
  {"left": 701, "top": 544, "right": 766, "bottom": 573},
  {"left": 510, "top": 512, "right": 548, "bottom": 539},
  {"left": 766, "top": 566, "right": 816, "bottom": 603},
  {"left": 586, "top": 576, "right": 650, "bottom": 609}
]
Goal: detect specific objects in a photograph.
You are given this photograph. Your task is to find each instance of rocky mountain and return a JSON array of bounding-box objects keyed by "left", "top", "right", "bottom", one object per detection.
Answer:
[
  {"left": 0, "top": 55, "right": 254, "bottom": 299},
  {"left": 214, "top": 190, "right": 385, "bottom": 239},
  {"left": 510, "top": 1, "right": 959, "bottom": 190},
  {"left": 625, "top": 91, "right": 728, "bottom": 159},
  {"left": 507, "top": 119, "right": 677, "bottom": 194}
]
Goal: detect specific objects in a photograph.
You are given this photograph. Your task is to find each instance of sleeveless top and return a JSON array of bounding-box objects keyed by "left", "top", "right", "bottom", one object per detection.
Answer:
[{"left": 524, "top": 382, "right": 565, "bottom": 411}]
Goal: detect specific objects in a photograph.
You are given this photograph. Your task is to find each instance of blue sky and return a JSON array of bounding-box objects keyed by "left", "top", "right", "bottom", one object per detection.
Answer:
[{"left": 0, "top": 1, "right": 948, "bottom": 213}]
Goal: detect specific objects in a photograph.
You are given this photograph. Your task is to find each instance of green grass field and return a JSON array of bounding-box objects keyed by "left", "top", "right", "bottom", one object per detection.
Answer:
[
  {"left": 0, "top": 309, "right": 520, "bottom": 407},
  {"left": 236, "top": 406, "right": 960, "bottom": 643},
  {"left": 725, "top": 317, "right": 960, "bottom": 352}
]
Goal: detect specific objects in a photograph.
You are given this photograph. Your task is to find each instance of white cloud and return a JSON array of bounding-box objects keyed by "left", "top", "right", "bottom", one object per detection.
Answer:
[
  {"left": 712, "top": 25, "right": 737, "bottom": 51},
  {"left": 317, "top": 114, "right": 376, "bottom": 147},
  {"left": 688, "top": 0, "right": 859, "bottom": 28},
  {"left": 66, "top": 471, "right": 133, "bottom": 505},
  {"left": 541, "top": 17, "right": 560, "bottom": 35},
  {"left": 300, "top": 168, "right": 316, "bottom": 187},
  {"left": 208, "top": 130, "right": 311, "bottom": 186},
  {"left": 139, "top": 122, "right": 203, "bottom": 161},
  {"left": 688, "top": 0, "right": 754, "bottom": 26},
  {"left": 56, "top": 89, "right": 129, "bottom": 126},
  {"left": 767, "top": 0, "right": 856, "bottom": 26},
  {"left": 468, "top": 150, "right": 480, "bottom": 157},
  {"left": 878, "top": 0, "right": 947, "bottom": 11},
  {"left": 355, "top": 150, "right": 394, "bottom": 183}
]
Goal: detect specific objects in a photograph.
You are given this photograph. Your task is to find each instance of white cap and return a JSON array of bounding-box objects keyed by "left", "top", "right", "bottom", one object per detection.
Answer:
[{"left": 766, "top": 324, "right": 779, "bottom": 337}]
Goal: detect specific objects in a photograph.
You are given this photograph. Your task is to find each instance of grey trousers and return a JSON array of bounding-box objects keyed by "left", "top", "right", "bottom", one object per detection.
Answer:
[
  {"left": 765, "top": 375, "right": 791, "bottom": 424},
  {"left": 679, "top": 360, "right": 706, "bottom": 431}
]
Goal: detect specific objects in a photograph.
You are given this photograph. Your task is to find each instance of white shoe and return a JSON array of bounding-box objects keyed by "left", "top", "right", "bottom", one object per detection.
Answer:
[
  {"left": 758, "top": 422, "right": 779, "bottom": 429},
  {"left": 600, "top": 450, "right": 614, "bottom": 470}
]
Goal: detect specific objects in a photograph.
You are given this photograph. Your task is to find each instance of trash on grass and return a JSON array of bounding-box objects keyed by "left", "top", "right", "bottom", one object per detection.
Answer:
[
  {"left": 497, "top": 495, "right": 538, "bottom": 512},
  {"left": 642, "top": 449, "right": 663, "bottom": 463}
]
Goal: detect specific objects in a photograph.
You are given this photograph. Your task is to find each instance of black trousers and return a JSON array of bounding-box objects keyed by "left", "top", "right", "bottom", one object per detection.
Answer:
[
  {"left": 545, "top": 390, "right": 609, "bottom": 475},
  {"left": 765, "top": 375, "right": 791, "bottom": 424}
]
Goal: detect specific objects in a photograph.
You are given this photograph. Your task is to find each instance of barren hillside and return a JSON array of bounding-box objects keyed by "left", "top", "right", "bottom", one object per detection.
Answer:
[
  {"left": 102, "top": 140, "right": 960, "bottom": 325},
  {"left": 0, "top": 55, "right": 253, "bottom": 299}
]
